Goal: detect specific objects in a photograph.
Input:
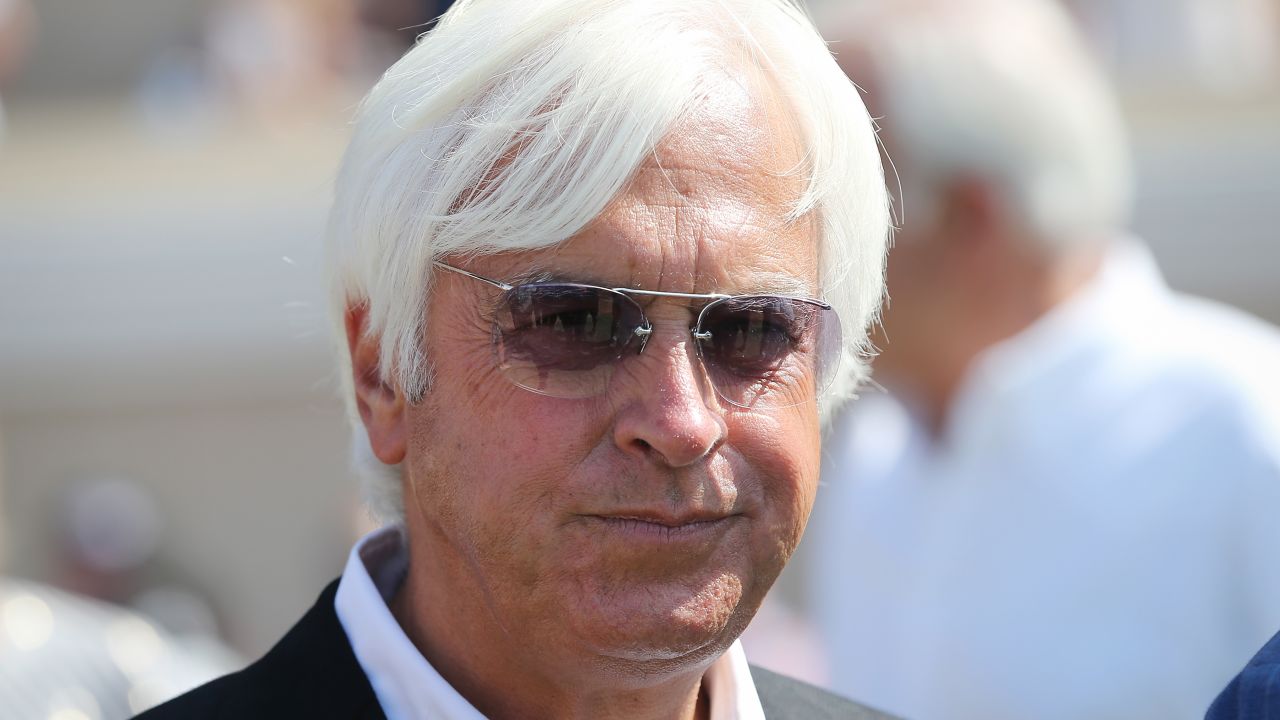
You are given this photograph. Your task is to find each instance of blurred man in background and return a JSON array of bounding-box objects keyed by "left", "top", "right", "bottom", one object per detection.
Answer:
[{"left": 804, "top": 0, "right": 1280, "bottom": 718}]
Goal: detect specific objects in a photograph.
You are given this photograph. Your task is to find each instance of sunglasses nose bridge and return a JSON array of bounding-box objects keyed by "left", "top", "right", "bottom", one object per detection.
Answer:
[
  {"left": 625, "top": 319, "right": 712, "bottom": 355},
  {"left": 611, "top": 299, "right": 713, "bottom": 387},
  {"left": 620, "top": 324, "right": 720, "bottom": 409}
]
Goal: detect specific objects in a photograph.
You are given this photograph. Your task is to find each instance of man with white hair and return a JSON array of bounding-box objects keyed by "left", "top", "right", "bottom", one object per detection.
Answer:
[
  {"left": 138, "top": 0, "right": 896, "bottom": 718},
  {"left": 804, "top": 1, "right": 1280, "bottom": 719}
]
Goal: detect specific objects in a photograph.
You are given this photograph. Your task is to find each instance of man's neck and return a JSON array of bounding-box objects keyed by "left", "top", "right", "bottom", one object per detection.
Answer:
[{"left": 899, "top": 247, "right": 1106, "bottom": 442}]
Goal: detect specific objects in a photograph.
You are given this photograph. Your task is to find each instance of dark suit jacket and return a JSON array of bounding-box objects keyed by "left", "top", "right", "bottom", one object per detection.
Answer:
[
  {"left": 1206, "top": 629, "right": 1280, "bottom": 720},
  {"left": 135, "top": 580, "right": 896, "bottom": 719}
]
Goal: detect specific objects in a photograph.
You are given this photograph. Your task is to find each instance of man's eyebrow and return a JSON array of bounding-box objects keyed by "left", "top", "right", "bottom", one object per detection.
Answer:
[
  {"left": 506, "top": 267, "right": 565, "bottom": 285},
  {"left": 505, "top": 267, "right": 623, "bottom": 289},
  {"left": 735, "top": 273, "right": 818, "bottom": 298}
]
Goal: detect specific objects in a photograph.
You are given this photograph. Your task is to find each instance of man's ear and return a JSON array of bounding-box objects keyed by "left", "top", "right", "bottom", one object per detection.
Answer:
[{"left": 345, "top": 304, "right": 408, "bottom": 465}]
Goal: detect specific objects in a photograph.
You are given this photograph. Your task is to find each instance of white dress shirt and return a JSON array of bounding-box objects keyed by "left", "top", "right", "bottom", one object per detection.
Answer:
[
  {"left": 805, "top": 242, "right": 1280, "bottom": 720},
  {"left": 335, "top": 525, "right": 767, "bottom": 720}
]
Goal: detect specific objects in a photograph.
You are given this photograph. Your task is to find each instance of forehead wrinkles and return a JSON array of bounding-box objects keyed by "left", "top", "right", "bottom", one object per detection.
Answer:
[
  {"left": 588, "top": 172, "right": 772, "bottom": 292},
  {"left": 596, "top": 76, "right": 809, "bottom": 290}
]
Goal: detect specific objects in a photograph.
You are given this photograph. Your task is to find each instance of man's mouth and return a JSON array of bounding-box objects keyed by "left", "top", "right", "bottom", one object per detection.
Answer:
[{"left": 584, "top": 512, "right": 740, "bottom": 541}]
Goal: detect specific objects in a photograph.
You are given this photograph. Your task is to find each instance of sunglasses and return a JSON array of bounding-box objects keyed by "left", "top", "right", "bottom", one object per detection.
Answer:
[{"left": 433, "top": 261, "right": 842, "bottom": 409}]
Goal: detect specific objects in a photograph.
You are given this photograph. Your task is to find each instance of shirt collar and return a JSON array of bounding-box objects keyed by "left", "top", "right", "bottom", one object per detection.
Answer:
[{"left": 334, "top": 525, "right": 766, "bottom": 720}]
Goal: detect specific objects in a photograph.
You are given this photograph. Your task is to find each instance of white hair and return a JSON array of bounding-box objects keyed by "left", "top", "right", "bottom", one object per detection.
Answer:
[
  {"left": 327, "top": 0, "right": 889, "bottom": 521},
  {"left": 812, "top": 0, "right": 1132, "bottom": 252}
]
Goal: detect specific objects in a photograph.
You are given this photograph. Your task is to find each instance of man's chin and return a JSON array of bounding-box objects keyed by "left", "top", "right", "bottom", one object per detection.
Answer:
[{"left": 572, "top": 572, "right": 751, "bottom": 667}]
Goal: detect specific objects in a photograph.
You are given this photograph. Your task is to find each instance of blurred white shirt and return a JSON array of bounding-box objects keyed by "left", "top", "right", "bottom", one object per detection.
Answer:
[
  {"left": 0, "top": 578, "right": 241, "bottom": 719},
  {"left": 806, "top": 241, "right": 1280, "bottom": 720}
]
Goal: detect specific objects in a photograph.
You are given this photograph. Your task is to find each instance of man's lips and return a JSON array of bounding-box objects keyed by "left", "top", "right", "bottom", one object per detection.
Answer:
[{"left": 579, "top": 512, "right": 741, "bottom": 541}]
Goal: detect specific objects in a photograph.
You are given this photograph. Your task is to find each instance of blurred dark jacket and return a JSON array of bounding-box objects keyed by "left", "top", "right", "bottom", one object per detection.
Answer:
[{"left": 1207, "top": 630, "right": 1280, "bottom": 720}]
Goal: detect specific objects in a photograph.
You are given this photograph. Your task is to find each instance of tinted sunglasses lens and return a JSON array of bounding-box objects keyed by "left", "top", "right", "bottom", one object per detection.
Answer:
[
  {"left": 696, "top": 296, "right": 841, "bottom": 408},
  {"left": 494, "top": 284, "right": 645, "bottom": 397}
]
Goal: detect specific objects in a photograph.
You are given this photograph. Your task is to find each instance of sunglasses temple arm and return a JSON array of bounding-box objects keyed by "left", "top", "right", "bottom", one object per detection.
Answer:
[{"left": 432, "top": 261, "right": 515, "bottom": 291}]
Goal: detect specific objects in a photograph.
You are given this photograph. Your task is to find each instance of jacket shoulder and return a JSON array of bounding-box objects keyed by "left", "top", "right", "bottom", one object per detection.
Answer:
[
  {"left": 1206, "top": 630, "right": 1280, "bottom": 720},
  {"left": 133, "top": 580, "right": 383, "bottom": 719},
  {"left": 750, "top": 666, "right": 901, "bottom": 720}
]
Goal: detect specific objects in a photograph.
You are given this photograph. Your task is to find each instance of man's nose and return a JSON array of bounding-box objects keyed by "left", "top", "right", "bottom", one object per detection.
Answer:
[{"left": 610, "top": 330, "right": 728, "bottom": 468}]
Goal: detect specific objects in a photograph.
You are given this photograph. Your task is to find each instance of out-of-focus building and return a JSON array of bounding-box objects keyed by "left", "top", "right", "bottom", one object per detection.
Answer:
[
  {"left": 1059, "top": 0, "right": 1280, "bottom": 322},
  {"left": 0, "top": 0, "right": 387, "bottom": 665},
  {"left": 1066, "top": 0, "right": 1280, "bottom": 96}
]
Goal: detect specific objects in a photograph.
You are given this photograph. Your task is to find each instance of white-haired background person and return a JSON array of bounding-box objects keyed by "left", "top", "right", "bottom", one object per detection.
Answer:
[
  {"left": 136, "top": 0, "right": 896, "bottom": 718},
  {"left": 803, "top": 1, "right": 1280, "bottom": 719}
]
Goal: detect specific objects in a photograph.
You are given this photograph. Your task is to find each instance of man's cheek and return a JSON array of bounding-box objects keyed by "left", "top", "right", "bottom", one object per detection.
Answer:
[{"left": 510, "top": 403, "right": 602, "bottom": 458}]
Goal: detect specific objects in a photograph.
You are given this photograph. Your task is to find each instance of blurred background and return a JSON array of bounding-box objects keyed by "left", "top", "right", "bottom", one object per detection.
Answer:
[
  {"left": 0, "top": 0, "right": 1277, "bottom": 716},
  {"left": 0, "top": 0, "right": 459, "bottom": 657}
]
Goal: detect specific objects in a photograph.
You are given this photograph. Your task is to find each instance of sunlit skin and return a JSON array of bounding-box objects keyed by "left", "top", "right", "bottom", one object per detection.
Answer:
[{"left": 348, "top": 66, "right": 824, "bottom": 720}]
